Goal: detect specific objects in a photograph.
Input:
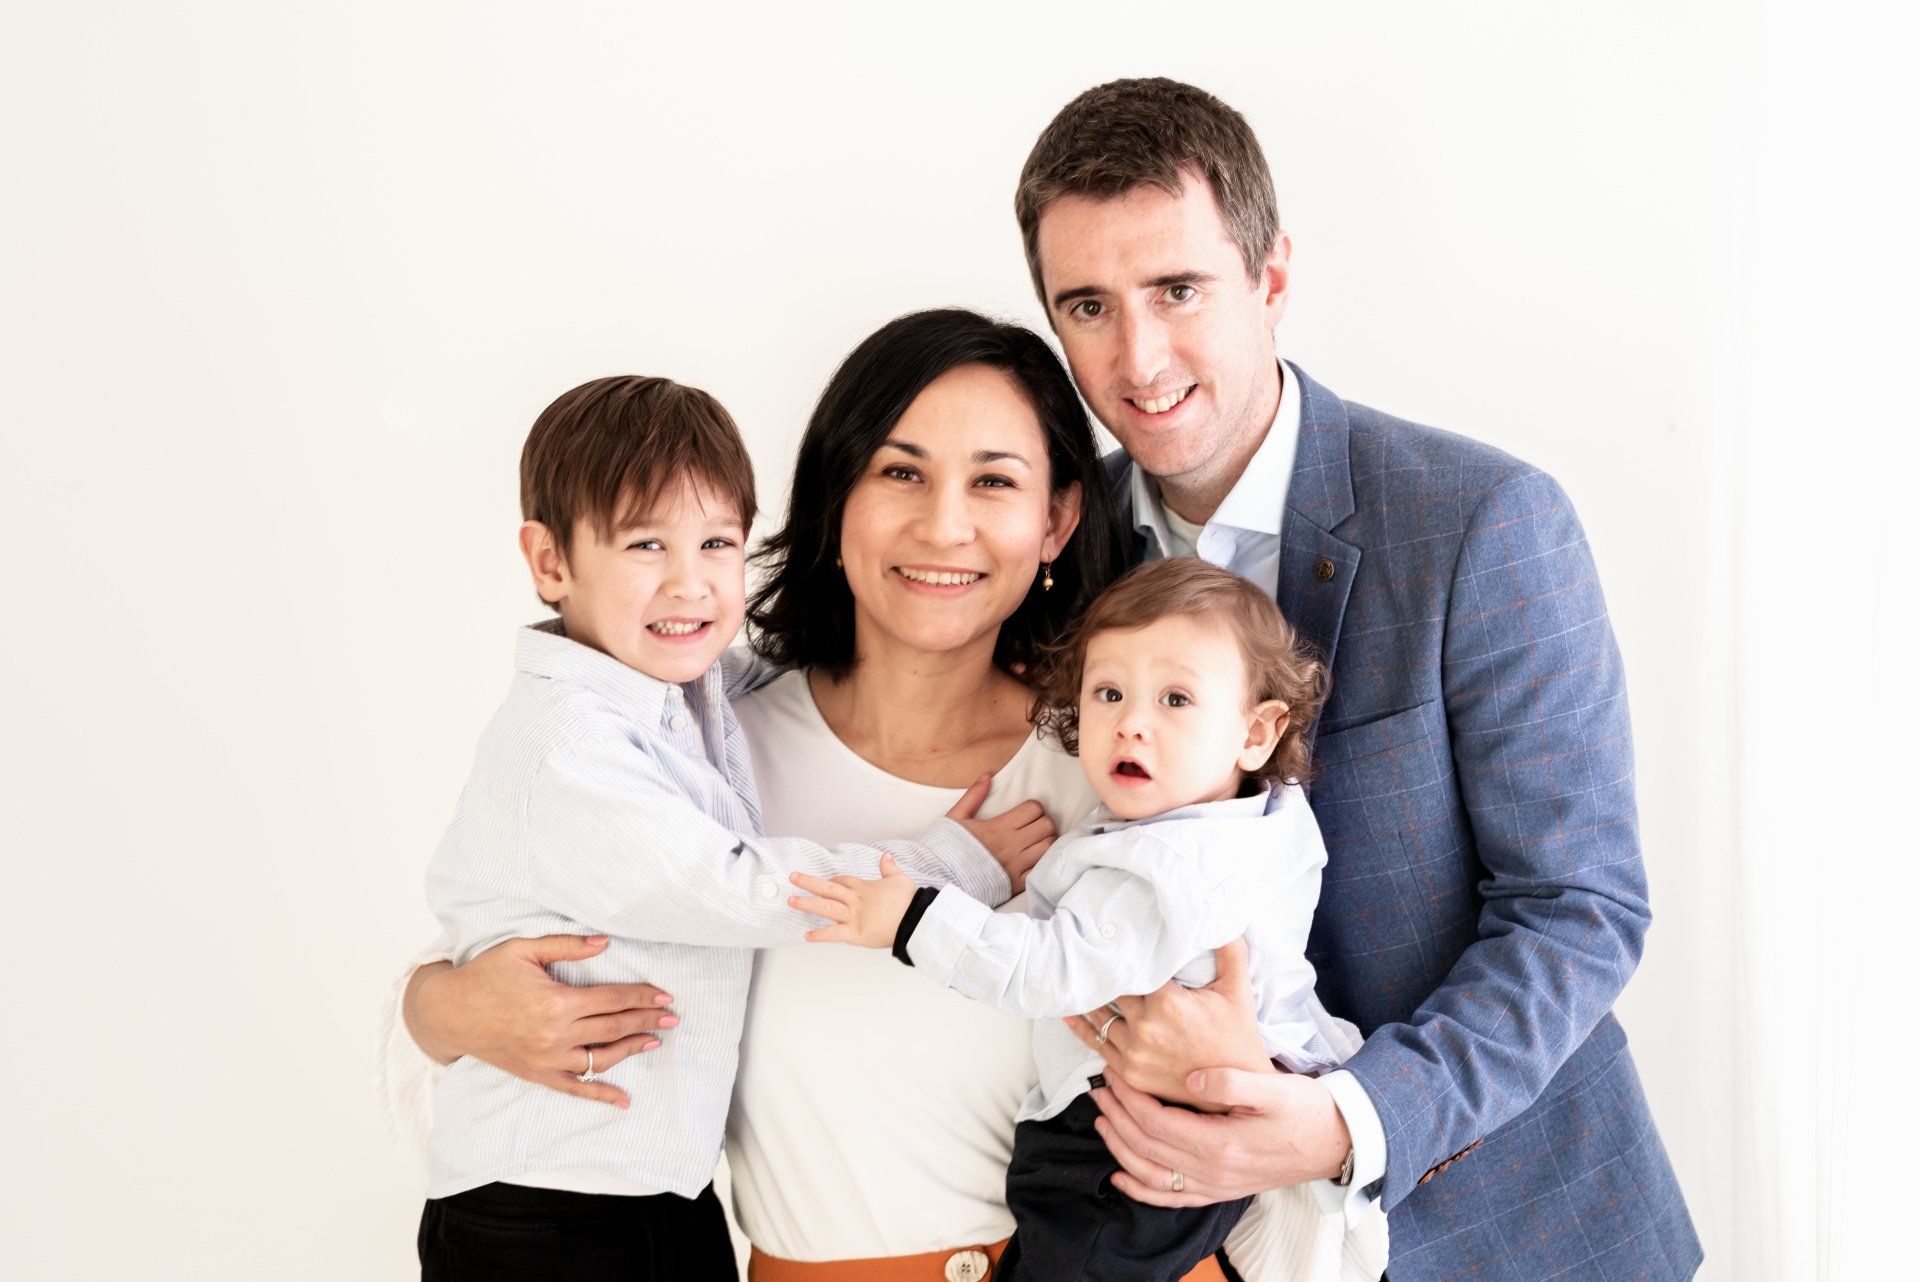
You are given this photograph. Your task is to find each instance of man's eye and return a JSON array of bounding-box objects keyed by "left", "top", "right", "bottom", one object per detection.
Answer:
[
  {"left": 1166, "top": 284, "right": 1196, "bottom": 303},
  {"left": 1070, "top": 299, "right": 1104, "bottom": 320},
  {"left": 1161, "top": 691, "right": 1190, "bottom": 707}
]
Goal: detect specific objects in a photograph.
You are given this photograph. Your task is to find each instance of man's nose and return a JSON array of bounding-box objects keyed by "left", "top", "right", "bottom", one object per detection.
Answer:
[{"left": 1118, "top": 310, "right": 1171, "bottom": 391}]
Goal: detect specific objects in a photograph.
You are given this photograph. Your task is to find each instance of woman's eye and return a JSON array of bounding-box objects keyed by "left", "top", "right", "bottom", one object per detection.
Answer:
[
  {"left": 880, "top": 464, "right": 920, "bottom": 482},
  {"left": 976, "top": 474, "right": 1014, "bottom": 489},
  {"left": 1161, "top": 691, "right": 1191, "bottom": 708}
]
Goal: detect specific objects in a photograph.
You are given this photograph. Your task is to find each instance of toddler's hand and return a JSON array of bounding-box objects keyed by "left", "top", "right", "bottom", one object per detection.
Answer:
[
  {"left": 945, "top": 774, "right": 1055, "bottom": 894},
  {"left": 788, "top": 852, "right": 917, "bottom": 948}
]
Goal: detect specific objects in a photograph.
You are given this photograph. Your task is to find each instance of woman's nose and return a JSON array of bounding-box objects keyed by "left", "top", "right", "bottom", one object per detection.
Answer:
[{"left": 914, "top": 482, "right": 976, "bottom": 546}]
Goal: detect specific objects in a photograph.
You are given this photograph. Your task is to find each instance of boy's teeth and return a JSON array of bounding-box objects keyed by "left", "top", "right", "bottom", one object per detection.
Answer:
[
  {"left": 649, "top": 621, "right": 705, "bottom": 636},
  {"left": 1134, "top": 386, "right": 1191, "bottom": 415},
  {"left": 897, "top": 568, "right": 983, "bottom": 586}
]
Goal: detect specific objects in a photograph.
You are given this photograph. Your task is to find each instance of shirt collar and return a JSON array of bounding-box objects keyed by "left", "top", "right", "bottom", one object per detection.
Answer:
[
  {"left": 1083, "top": 788, "right": 1274, "bottom": 836},
  {"left": 515, "top": 617, "right": 715, "bottom": 725},
  {"left": 1131, "top": 360, "right": 1301, "bottom": 548}
]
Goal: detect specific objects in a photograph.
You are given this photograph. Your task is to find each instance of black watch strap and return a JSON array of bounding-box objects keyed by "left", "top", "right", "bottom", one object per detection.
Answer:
[{"left": 891, "top": 886, "right": 941, "bottom": 966}]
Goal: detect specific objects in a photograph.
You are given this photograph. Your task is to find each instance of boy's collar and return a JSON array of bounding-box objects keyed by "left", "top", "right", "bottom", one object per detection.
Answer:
[
  {"left": 515, "top": 617, "right": 718, "bottom": 723},
  {"left": 1083, "top": 787, "right": 1275, "bottom": 836}
]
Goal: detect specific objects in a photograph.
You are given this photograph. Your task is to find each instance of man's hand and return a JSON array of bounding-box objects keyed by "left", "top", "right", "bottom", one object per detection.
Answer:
[
  {"left": 945, "top": 773, "right": 1054, "bottom": 893},
  {"left": 787, "top": 852, "right": 918, "bottom": 948},
  {"left": 402, "top": 934, "right": 677, "bottom": 1109},
  {"left": 1061, "top": 937, "right": 1273, "bottom": 1106},
  {"left": 1089, "top": 1069, "right": 1352, "bottom": 1207}
]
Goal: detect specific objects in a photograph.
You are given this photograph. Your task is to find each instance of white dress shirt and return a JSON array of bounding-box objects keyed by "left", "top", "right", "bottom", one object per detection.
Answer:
[{"left": 1126, "top": 361, "right": 1389, "bottom": 1227}]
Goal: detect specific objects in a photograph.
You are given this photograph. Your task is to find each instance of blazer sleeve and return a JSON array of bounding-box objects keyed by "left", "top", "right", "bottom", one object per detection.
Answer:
[{"left": 1337, "top": 467, "right": 1651, "bottom": 1209}]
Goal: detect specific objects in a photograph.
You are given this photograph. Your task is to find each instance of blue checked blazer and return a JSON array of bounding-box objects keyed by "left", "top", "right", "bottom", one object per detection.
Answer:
[{"left": 1108, "top": 367, "right": 1701, "bottom": 1281}]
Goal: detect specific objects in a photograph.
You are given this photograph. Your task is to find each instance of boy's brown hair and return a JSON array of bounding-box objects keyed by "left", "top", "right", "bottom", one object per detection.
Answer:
[
  {"left": 520, "top": 375, "right": 756, "bottom": 566},
  {"left": 1029, "top": 558, "right": 1328, "bottom": 786},
  {"left": 1014, "top": 77, "right": 1281, "bottom": 307}
]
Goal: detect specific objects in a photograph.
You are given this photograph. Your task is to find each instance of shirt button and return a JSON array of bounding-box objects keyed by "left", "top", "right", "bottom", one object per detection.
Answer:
[
  {"left": 668, "top": 714, "right": 688, "bottom": 731},
  {"left": 944, "top": 1250, "right": 990, "bottom": 1282},
  {"left": 1099, "top": 922, "right": 1118, "bottom": 940},
  {"left": 758, "top": 878, "right": 779, "bottom": 900}
]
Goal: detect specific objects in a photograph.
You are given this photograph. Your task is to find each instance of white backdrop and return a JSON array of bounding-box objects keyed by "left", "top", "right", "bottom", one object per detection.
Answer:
[{"left": 3, "top": 2, "right": 1911, "bottom": 1278}]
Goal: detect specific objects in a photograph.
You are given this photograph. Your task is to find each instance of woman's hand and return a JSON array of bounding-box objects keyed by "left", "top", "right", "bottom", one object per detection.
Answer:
[
  {"left": 788, "top": 852, "right": 918, "bottom": 947},
  {"left": 945, "top": 773, "right": 1055, "bottom": 893},
  {"left": 1061, "top": 937, "right": 1274, "bottom": 1105},
  {"left": 403, "top": 934, "right": 678, "bottom": 1109}
]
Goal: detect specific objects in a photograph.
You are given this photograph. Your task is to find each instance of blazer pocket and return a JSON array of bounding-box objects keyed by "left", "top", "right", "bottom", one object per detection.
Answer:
[{"left": 1313, "top": 701, "right": 1446, "bottom": 775}]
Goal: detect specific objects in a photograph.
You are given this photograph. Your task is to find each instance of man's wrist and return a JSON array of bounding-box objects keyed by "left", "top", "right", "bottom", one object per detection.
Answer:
[{"left": 1304, "top": 1076, "right": 1354, "bottom": 1182}]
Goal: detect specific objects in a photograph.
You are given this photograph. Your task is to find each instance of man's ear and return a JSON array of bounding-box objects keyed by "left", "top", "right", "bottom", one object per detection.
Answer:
[
  {"left": 519, "top": 520, "right": 570, "bottom": 607},
  {"left": 1238, "top": 699, "right": 1290, "bottom": 772},
  {"left": 1041, "top": 480, "right": 1083, "bottom": 562},
  {"left": 1259, "top": 230, "right": 1293, "bottom": 330}
]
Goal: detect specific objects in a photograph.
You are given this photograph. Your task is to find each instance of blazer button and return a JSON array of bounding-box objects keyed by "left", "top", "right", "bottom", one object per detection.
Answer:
[
  {"left": 944, "top": 1249, "right": 990, "bottom": 1281},
  {"left": 1313, "top": 557, "right": 1336, "bottom": 582}
]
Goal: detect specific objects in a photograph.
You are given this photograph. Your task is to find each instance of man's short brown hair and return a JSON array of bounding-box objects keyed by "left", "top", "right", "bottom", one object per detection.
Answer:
[
  {"left": 1015, "top": 77, "right": 1281, "bottom": 306},
  {"left": 1029, "top": 557, "right": 1327, "bottom": 786},
  {"left": 520, "top": 375, "right": 756, "bottom": 563}
]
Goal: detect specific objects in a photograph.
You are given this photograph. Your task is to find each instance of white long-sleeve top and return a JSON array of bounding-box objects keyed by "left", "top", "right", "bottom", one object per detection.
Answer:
[
  {"left": 905, "top": 784, "right": 1362, "bottom": 1124},
  {"left": 423, "top": 624, "right": 1006, "bottom": 1199}
]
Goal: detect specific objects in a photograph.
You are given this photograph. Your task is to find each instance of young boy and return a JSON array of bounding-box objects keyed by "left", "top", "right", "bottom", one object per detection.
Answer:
[
  {"left": 789, "top": 557, "right": 1381, "bottom": 1282},
  {"left": 418, "top": 375, "right": 1051, "bottom": 1280}
]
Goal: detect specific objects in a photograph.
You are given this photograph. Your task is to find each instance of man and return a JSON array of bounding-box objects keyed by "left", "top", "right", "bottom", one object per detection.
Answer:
[{"left": 1028, "top": 79, "right": 1699, "bottom": 1280}]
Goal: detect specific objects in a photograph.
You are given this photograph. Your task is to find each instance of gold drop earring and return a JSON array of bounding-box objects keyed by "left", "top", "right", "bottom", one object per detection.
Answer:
[{"left": 1041, "top": 562, "right": 1054, "bottom": 592}]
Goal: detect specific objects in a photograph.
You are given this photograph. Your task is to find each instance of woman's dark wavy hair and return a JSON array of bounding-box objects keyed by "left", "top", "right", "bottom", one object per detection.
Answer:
[{"left": 749, "top": 308, "right": 1123, "bottom": 679}]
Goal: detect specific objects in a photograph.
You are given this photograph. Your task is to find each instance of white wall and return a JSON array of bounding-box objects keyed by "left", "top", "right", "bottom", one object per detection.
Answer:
[{"left": 5, "top": 2, "right": 1895, "bottom": 1277}]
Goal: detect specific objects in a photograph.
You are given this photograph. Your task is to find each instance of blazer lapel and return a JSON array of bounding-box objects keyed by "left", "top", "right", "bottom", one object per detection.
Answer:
[{"left": 1277, "top": 367, "right": 1361, "bottom": 684}]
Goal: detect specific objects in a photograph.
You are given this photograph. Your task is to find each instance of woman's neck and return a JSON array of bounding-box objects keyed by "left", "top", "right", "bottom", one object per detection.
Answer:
[{"left": 808, "top": 630, "right": 1032, "bottom": 786}]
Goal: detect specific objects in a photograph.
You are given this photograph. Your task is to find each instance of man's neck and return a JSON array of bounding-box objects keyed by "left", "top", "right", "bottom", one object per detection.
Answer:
[{"left": 1158, "top": 362, "right": 1283, "bottom": 526}]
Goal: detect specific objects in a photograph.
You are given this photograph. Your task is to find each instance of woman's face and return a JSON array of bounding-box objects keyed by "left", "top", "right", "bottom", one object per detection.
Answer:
[{"left": 838, "top": 362, "right": 1081, "bottom": 666}]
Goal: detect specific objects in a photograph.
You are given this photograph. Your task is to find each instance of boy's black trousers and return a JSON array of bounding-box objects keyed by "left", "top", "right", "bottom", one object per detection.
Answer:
[
  {"left": 418, "top": 1180, "right": 735, "bottom": 1281},
  {"left": 996, "top": 1094, "right": 1251, "bottom": 1282}
]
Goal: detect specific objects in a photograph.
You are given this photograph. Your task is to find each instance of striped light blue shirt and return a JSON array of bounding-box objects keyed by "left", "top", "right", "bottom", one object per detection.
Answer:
[
  {"left": 904, "top": 784, "right": 1362, "bottom": 1123},
  {"left": 424, "top": 621, "right": 1008, "bottom": 1199}
]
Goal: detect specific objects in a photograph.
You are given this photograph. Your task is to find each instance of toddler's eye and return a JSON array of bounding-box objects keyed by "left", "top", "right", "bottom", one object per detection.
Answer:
[
  {"left": 1092, "top": 686, "right": 1122, "bottom": 704},
  {"left": 1160, "top": 691, "right": 1191, "bottom": 708}
]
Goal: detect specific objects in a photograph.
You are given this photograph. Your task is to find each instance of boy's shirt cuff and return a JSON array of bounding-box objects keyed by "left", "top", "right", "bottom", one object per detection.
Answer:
[
  {"left": 377, "top": 938, "right": 455, "bottom": 1161},
  {"left": 901, "top": 885, "right": 996, "bottom": 987},
  {"left": 1310, "top": 1068, "right": 1388, "bottom": 1225}
]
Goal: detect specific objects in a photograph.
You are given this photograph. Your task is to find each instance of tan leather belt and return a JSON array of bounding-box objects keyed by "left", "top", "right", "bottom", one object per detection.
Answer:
[{"left": 749, "top": 1238, "right": 1230, "bottom": 1281}]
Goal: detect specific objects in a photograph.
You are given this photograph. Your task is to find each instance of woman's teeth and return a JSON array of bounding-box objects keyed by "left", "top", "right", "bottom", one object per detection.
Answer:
[
  {"left": 1133, "top": 386, "right": 1192, "bottom": 415},
  {"left": 649, "top": 621, "right": 706, "bottom": 636},
  {"left": 896, "top": 568, "right": 983, "bottom": 586}
]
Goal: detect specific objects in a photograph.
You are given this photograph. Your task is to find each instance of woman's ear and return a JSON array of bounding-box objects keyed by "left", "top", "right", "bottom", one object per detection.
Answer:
[
  {"left": 1042, "top": 480, "right": 1083, "bottom": 562},
  {"left": 519, "top": 520, "right": 571, "bottom": 606},
  {"left": 1238, "top": 699, "right": 1291, "bottom": 772}
]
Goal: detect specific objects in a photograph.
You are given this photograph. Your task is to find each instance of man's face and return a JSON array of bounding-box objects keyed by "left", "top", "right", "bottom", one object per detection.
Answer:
[{"left": 1033, "top": 173, "right": 1289, "bottom": 506}]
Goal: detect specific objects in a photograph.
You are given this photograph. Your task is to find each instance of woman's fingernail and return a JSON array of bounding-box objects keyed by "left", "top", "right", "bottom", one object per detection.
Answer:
[
  {"left": 654, "top": 993, "right": 673, "bottom": 1005},
  {"left": 658, "top": 1015, "right": 679, "bottom": 1028}
]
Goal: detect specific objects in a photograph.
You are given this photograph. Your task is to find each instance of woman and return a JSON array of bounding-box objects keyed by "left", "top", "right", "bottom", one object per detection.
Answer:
[{"left": 392, "top": 310, "right": 1228, "bottom": 1278}]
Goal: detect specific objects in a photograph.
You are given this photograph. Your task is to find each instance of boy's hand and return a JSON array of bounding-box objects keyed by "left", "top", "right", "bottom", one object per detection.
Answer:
[
  {"left": 788, "top": 852, "right": 918, "bottom": 948},
  {"left": 945, "top": 773, "right": 1055, "bottom": 893}
]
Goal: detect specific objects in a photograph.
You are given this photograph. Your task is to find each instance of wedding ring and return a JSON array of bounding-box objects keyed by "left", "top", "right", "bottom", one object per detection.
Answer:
[
  {"left": 1172, "top": 1171, "right": 1185, "bottom": 1193},
  {"left": 1095, "top": 1012, "right": 1123, "bottom": 1045},
  {"left": 579, "top": 1047, "right": 598, "bottom": 1083}
]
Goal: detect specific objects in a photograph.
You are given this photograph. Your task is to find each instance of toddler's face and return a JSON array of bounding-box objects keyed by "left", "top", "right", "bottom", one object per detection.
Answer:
[
  {"left": 1075, "top": 612, "right": 1288, "bottom": 820},
  {"left": 538, "top": 476, "right": 747, "bottom": 683}
]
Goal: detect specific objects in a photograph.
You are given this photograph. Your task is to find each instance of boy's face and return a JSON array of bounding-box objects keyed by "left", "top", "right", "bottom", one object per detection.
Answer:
[
  {"left": 1075, "top": 612, "right": 1288, "bottom": 820},
  {"left": 522, "top": 476, "right": 747, "bottom": 684}
]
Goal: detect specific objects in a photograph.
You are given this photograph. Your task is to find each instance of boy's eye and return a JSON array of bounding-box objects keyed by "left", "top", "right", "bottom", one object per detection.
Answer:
[
  {"left": 1092, "top": 686, "right": 1122, "bottom": 704},
  {"left": 626, "top": 538, "right": 663, "bottom": 551},
  {"left": 1160, "top": 691, "right": 1191, "bottom": 708},
  {"left": 702, "top": 537, "right": 736, "bottom": 550}
]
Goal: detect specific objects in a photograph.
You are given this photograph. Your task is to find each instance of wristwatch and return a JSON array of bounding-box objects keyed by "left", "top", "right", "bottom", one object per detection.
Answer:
[{"left": 1335, "top": 1144, "right": 1356, "bottom": 1188}]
